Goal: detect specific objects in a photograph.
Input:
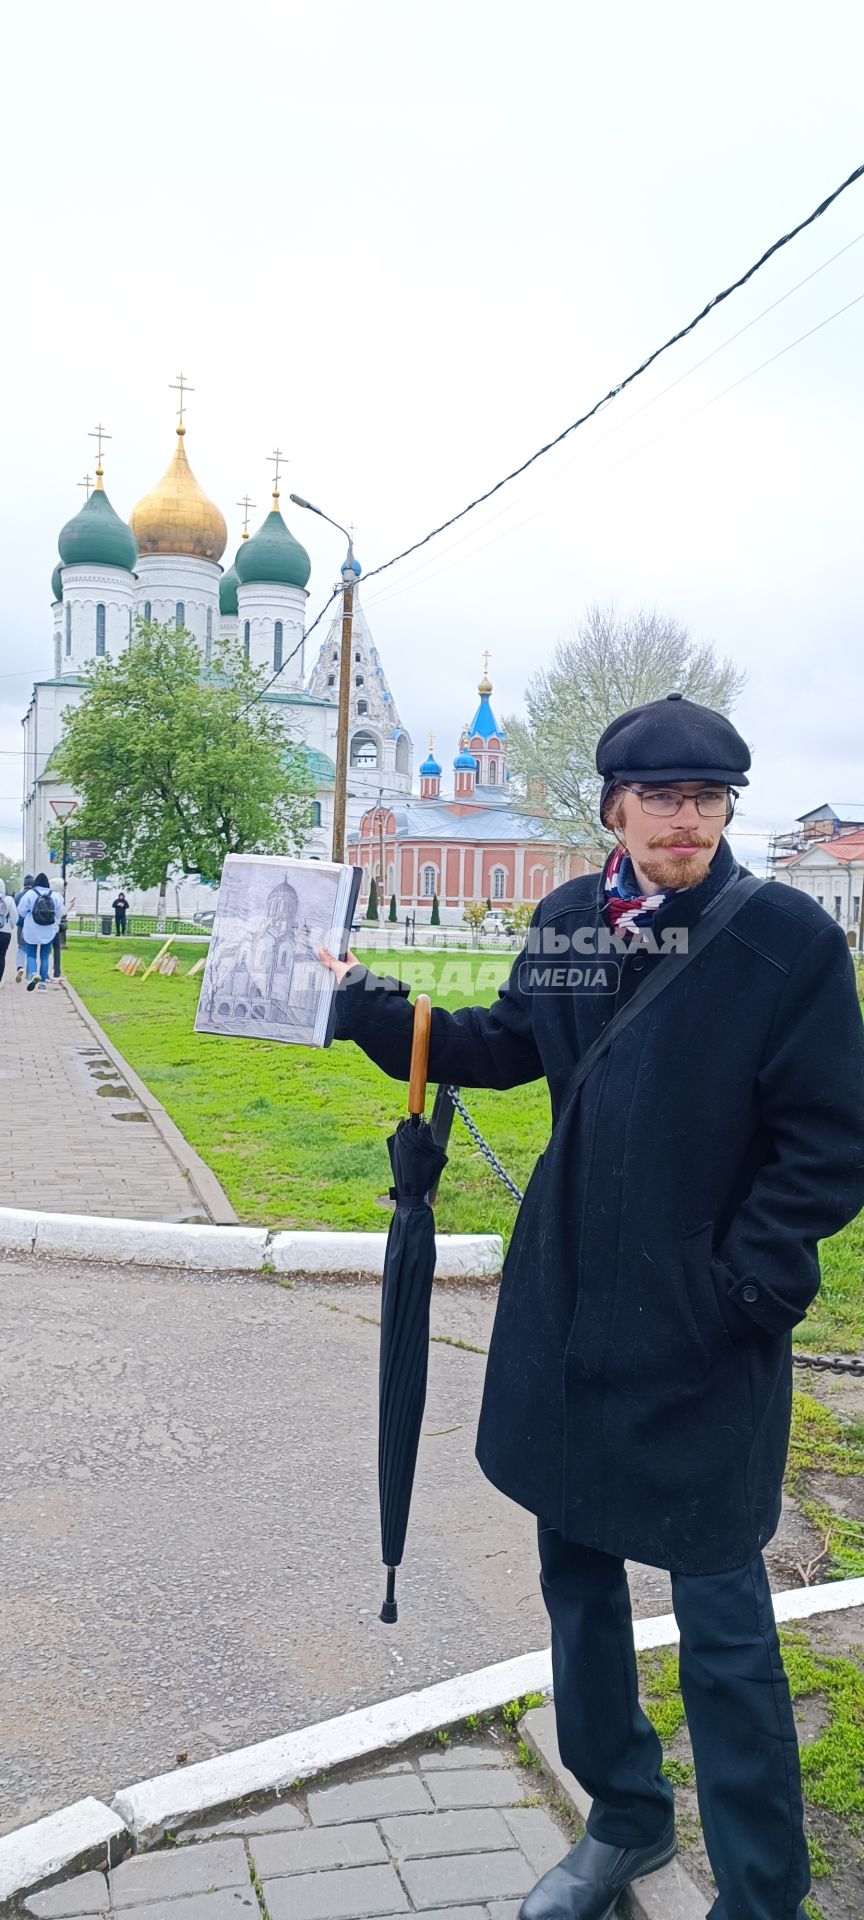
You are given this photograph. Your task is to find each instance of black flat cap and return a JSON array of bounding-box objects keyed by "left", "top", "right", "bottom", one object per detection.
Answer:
[{"left": 597, "top": 690, "right": 750, "bottom": 789}]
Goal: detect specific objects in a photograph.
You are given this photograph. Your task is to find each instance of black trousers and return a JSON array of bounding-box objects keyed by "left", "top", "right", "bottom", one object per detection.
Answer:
[
  {"left": 538, "top": 1523, "right": 810, "bottom": 1920},
  {"left": 0, "top": 928, "right": 9, "bottom": 982}
]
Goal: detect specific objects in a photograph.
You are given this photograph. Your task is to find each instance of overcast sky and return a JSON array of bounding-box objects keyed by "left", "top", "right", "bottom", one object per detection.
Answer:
[{"left": 1, "top": 0, "right": 862, "bottom": 872}]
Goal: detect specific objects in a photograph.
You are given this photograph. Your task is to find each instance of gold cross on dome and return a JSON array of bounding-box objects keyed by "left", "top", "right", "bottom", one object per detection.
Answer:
[
  {"left": 237, "top": 494, "right": 256, "bottom": 538},
  {"left": 78, "top": 472, "right": 94, "bottom": 500},
  {"left": 482, "top": 649, "right": 491, "bottom": 675},
  {"left": 170, "top": 372, "right": 194, "bottom": 428},
  {"left": 88, "top": 423, "right": 111, "bottom": 466},
  {"left": 428, "top": 731, "right": 435, "bottom": 751},
  {"left": 268, "top": 447, "right": 285, "bottom": 496}
]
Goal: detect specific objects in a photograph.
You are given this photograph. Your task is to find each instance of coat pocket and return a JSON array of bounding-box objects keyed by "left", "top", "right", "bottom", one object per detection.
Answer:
[{"left": 681, "top": 1219, "right": 734, "bottom": 1358}]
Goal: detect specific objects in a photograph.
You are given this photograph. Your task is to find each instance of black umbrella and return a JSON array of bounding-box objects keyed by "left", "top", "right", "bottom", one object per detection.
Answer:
[{"left": 378, "top": 994, "right": 448, "bottom": 1624}]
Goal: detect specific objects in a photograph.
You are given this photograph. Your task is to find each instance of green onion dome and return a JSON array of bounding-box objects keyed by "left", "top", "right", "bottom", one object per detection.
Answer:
[
  {"left": 51, "top": 564, "right": 63, "bottom": 603},
  {"left": 219, "top": 560, "right": 240, "bottom": 616},
  {"left": 58, "top": 473, "right": 138, "bottom": 573},
  {"left": 234, "top": 493, "right": 311, "bottom": 590}
]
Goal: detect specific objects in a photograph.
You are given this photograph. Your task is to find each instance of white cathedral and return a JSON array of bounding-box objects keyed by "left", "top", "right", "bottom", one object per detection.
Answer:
[{"left": 21, "top": 412, "right": 413, "bottom": 915}]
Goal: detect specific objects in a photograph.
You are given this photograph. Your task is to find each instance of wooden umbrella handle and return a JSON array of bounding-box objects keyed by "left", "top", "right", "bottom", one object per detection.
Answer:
[{"left": 408, "top": 994, "right": 432, "bottom": 1117}]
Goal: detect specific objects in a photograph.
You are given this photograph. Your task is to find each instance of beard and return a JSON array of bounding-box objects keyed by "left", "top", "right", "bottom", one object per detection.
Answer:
[{"left": 638, "top": 840, "right": 715, "bottom": 890}]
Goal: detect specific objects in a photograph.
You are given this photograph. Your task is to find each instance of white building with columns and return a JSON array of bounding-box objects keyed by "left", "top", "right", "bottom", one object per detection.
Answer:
[{"left": 21, "top": 417, "right": 413, "bottom": 914}]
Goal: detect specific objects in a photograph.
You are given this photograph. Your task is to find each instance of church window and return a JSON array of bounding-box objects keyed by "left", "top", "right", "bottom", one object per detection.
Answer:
[
  {"left": 65, "top": 603, "right": 72, "bottom": 655},
  {"left": 422, "top": 865, "right": 436, "bottom": 896},
  {"left": 355, "top": 651, "right": 361, "bottom": 662},
  {"left": 327, "top": 674, "right": 335, "bottom": 686},
  {"left": 274, "top": 621, "right": 283, "bottom": 672},
  {"left": 206, "top": 607, "right": 212, "bottom": 662},
  {"left": 310, "top": 800, "right": 322, "bottom": 828},
  {"left": 355, "top": 674, "right": 364, "bottom": 687},
  {"left": 395, "top": 732, "right": 410, "bottom": 775},
  {"left": 351, "top": 732, "right": 379, "bottom": 769},
  {"left": 128, "top": 607, "right": 133, "bottom": 642},
  {"left": 143, "top": 600, "right": 151, "bottom": 623},
  {"left": 243, "top": 620, "right": 250, "bottom": 660},
  {"left": 488, "top": 759, "right": 497, "bottom": 783},
  {"left": 96, "top": 604, "right": 106, "bottom": 655},
  {"left": 332, "top": 650, "right": 338, "bottom": 661},
  {"left": 175, "top": 601, "right": 185, "bottom": 629},
  {"left": 492, "top": 867, "right": 506, "bottom": 899},
  {"left": 357, "top": 699, "right": 368, "bottom": 715}
]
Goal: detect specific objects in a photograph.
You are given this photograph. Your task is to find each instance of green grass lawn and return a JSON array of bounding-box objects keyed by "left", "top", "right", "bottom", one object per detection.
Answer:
[
  {"left": 63, "top": 938, "right": 550, "bottom": 1243},
  {"left": 63, "top": 937, "right": 864, "bottom": 1348}
]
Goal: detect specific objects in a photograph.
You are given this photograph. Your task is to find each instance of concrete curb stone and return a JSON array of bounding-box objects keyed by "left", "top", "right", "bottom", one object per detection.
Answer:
[
  {"left": 60, "top": 978, "right": 238, "bottom": 1225},
  {"left": 0, "top": 1208, "right": 503, "bottom": 1283},
  {"left": 0, "top": 1799, "right": 128, "bottom": 1906},
  {"left": 520, "top": 1704, "right": 707, "bottom": 1920}
]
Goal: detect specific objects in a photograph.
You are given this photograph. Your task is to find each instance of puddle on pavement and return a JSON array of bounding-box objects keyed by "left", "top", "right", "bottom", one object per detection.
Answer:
[
  {"left": 113, "top": 1111, "right": 150, "bottom": 1123},
  {"left": 95, "top": 1083, "right": 134, "bottom": 1098}
]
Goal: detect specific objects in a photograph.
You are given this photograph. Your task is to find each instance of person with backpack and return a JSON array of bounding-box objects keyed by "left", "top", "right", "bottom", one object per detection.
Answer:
[
  {"left": 112, "top": 891, "right": 129, "bottom": 935},
  {"left": 0, "top": 877, "right": 17, "bottom": 984},
  {"left": 14, "top": 873, "right": 34, "bottom": 982},
  {"left": 17, "top": 872, "right": 64, "bottom": 991}
]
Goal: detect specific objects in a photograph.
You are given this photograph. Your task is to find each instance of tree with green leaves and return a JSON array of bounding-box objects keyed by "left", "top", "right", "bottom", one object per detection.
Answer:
[
  {"left": 51, "top": 617, "right": 314, "bottom": 925},
  {"left": 503, "top": 602, "right": 746, "bottom": 849},
  {"left": 0, "top": 850, "right": 23, "bottom": 892},
  {"left": 463, "top": 900, "right": 487, "bottom": 947},
  {"left": 430, "top": 891, "right": 440, "bottom": 925},
  {"left": 366, "top": 875, "right": 379, "bottom": 921},
  {"left": 388, "top": 892, "right": 397, "bottom": 922}
]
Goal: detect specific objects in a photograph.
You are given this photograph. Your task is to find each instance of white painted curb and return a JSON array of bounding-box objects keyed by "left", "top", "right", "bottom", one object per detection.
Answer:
[
  {"left": 0, "top": 1798, "right": 127, "bottom": 1903},
  {"left": 0, "top": 1207, "right": 503, "bottom": 1282},
  {"left": 111, "top": 1575, "right": 864, "bottom": 1845},
  {"left": 113, "top": 1647, "right": 553, "bottom": 1845}
]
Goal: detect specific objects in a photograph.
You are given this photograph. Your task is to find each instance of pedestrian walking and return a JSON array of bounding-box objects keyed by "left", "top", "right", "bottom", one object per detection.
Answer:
[
  {"left": 320, "top": 692, "right": 864, "bottom": 1920},
  {"left": 0, "top": 877, "right": 17, "bottom": 984},
  {"left": 51, "top": 895, "right": 72, "bottom": 985},
  {"left": 14, "top": 874, "right": 34, "bottom": 981},
  {"left": 112, "top": 891, "right": 129, "bottom": 935},
  {"left": 17, "top": 871, "right": 65, "bottom": 992}
]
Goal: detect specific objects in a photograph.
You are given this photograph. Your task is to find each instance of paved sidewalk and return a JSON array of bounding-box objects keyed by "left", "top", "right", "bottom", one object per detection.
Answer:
[
  {"left": 0, "top": 980, "right": 204, "bottom": 1222},
  {"left": 21, "top": 1747, "right": 566, "bottom": 1920}
]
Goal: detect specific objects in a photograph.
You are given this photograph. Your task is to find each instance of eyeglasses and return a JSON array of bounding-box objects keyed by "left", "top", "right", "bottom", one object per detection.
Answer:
[{"left": 621, "top": 785, "right": 737, "bottom": 818}]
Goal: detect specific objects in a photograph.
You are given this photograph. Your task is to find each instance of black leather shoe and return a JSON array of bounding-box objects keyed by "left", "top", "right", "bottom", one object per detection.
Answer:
[{"left": 518, "top": 1820, "right": 677, "bottom": 1920}]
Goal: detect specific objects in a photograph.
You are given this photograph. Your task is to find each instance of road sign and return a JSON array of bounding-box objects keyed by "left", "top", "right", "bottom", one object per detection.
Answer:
[
  {"left": 50, "top": 799, "right": 77, "bottom": 819},
  {"left": 70, "top": 838, "right": 108, "bottom": 858}
]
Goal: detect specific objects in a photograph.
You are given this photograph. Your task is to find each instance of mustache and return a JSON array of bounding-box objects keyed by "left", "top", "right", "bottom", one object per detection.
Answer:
[{"left": 647, "top": 835, "right": 714, "bottom": 849}]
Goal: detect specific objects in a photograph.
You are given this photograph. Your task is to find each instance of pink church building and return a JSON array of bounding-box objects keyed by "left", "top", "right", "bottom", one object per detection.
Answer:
[{"left": 349, "top": 664, "right": 600, "bottom": 923}]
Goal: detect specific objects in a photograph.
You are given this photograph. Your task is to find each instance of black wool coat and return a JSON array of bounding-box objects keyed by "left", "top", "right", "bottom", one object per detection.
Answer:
[{"left": 333, "top": 832, "right": 864, "bottom": 1573}]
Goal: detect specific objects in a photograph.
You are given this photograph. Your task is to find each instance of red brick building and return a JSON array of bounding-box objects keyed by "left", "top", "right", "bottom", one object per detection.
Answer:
[{"left": 349, "top": 665, "right": 599, "bottom": 923}]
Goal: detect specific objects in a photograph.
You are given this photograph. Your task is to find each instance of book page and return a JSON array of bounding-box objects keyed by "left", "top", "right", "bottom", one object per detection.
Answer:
[{"left": 194, "top": 854, "right": 355, "bottom": 1049}]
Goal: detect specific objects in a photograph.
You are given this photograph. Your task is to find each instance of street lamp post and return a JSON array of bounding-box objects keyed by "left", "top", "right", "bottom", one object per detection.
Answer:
[{"left": 289, "top": 494, "right": 355, "bottom": 864}]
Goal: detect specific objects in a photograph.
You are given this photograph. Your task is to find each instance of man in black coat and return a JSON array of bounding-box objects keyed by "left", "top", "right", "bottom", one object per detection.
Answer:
[{"left": 322, "top": 693, "right": 864, "bottom": 1920}]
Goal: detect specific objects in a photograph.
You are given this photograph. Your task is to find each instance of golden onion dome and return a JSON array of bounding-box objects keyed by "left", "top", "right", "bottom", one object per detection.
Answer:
[{"left": 129, "top": 427, "right": 227, "bottom": 562}]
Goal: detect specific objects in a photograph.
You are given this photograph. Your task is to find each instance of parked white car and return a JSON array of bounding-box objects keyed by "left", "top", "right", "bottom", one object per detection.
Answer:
[{"left": 482, "top": 908, "right": 508, "bottom": 934}]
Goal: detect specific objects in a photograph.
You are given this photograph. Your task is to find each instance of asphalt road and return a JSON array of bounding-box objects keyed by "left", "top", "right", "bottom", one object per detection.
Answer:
[{"left": 0, "top": 1255, "right": 808, "bottom": 1837}]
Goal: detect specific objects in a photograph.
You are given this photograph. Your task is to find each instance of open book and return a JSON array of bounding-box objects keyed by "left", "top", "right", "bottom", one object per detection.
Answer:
[{"left": 194, "top": 854, "right": 362, "bottom": 1049}]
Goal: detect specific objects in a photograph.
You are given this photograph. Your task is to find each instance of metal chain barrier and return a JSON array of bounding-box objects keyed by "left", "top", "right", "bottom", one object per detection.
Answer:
[
  {"left": 443, "top": 1088, "right": 864, "bottom": 1376},
  {"left": 444, "top": 1087, "right": 525, "bottom": 1204}
]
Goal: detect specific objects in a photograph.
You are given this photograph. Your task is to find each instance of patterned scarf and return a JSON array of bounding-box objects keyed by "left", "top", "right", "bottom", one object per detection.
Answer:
[{"left": 603, "top": 845, "right": 674, "bottom": 942}]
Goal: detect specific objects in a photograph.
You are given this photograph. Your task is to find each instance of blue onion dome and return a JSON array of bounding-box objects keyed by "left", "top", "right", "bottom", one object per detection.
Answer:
[
  {"left": 58, "top": 474, "right": 138, "bottom": 572},
  {"left": 51, "top": 563, "right": 63, "bottom": 603},
  {"left": 342, "top": 554, "right": 361, "bottom": 577},
  {"left": 420, "top": 749, "right": 442, "bottom": 776},
  {"left": 453, "top": 747, "right": 478, "bottom": 771},
  {"left": 234, "top": 494, "right": 311, "bottom": 590},
  {"left": 219, "top": 560, "right": 239, "bottom": 616}
]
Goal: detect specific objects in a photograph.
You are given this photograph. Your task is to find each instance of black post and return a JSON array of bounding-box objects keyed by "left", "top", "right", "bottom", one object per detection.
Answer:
[{"left": 62, "top": 825, "right": 68, "bottom": 902}]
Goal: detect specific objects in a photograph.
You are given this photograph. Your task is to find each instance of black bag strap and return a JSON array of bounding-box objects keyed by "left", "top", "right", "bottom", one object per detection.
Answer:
[{"left": 568, "top": 870, "right": 769, "bottom": 1100}]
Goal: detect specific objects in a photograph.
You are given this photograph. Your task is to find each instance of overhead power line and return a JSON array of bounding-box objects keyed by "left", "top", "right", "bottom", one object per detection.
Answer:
[
  {"left": 363, "top": 224, "right": 864, "bottom": 611},
  {"left": 359, "top": 160, "right": 864, "bottom": 589}
]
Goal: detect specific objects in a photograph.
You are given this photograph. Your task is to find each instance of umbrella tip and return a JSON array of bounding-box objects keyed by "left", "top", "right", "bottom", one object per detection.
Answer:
[{"left": 380, "top": 1597, "right": 398, "bottom": 1623}]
